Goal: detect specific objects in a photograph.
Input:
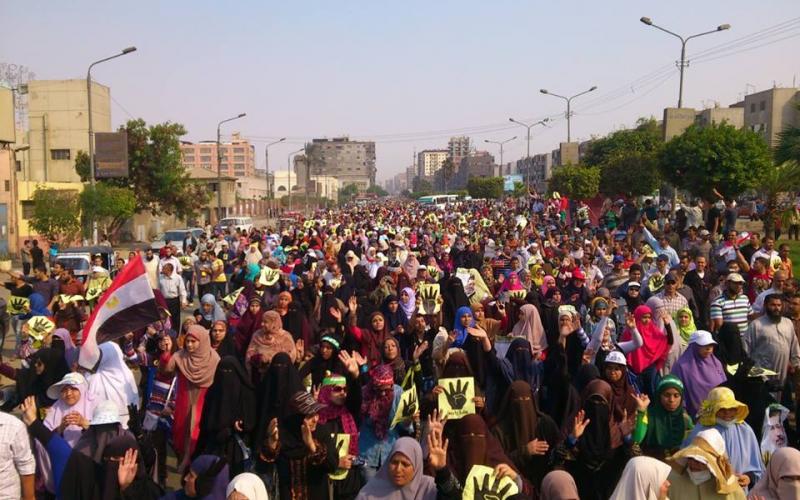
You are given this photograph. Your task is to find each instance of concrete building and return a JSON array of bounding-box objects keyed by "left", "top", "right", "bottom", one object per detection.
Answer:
[
  {"left": 187, "top": 166, "right": 236, "bottom": 223},
  {"left": 517, "top": 153, "right": 553, "bottom": 193},
  {"left": 696, "top": 106, "right": 744, "bottom": 128},
  {"left": 304, "top": 137, "right": 376, "bottom": 190},
  {"left": 738, "top": 87, "right": 799, "bottom": 147},
  {"left": 235, "top": 176, "right": 269, "bottom": 200},
  {"left": 405, "top": 165, "right": 416, "bottom": 191},
  {"left": 307, "top": 175, "right": 339, "bottom": 203},
  {"left": 272, "top": 170, "right": 298, "bottom": 199},
  {"left": 448, "top": 136, "right": 471, "bottom": 166},
  {"left": 417, "top": 149, "right": 448, "bottom": 178},
  {"left": 26, "top": 79, "right": 110, "bottom": 183},
  {"left": 181, "top": 132, "right": 256, "bottom": 178},
  {"left": 448, "top": 151, "right": 494, "bottom": 190}
]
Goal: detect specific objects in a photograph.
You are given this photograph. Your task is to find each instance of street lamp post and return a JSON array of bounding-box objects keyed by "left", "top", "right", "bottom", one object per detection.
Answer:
[
  {"left": 87, "top": 46, "right": 136, "bottom": 244},
  {"left": 484, "top": 136, "right": 517, "bottom": 174},
  {"left": 539, "top": 86, "right": 597, "bottom": 143},
  {"left": 216, "top": 113, "right": 246, "bottom": 222},
  {"left": 639, "top": 17, "right": 731, "bottom": 108},
  {"left": 287, "top": 148, "right": 304, "bottom": 211},
  {"left": 264, "top": 138, "right": 285, "bottom": 217},
  {"left": 508, "top": 118, "right": 548, "bottom": 188}
]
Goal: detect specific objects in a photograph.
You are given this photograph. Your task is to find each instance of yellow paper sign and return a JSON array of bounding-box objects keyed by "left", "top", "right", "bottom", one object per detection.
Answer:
[
  {"left": 462, "top": 464, "right": 519, "bottom": 500},
  {"left": 417, "top": 283, "right": 441, "bottom": 315},
  {"left": 259, "top": 268, "right": 280, "bottom": 287},
  {"left": 6, "top": 296, "right": 29, "bottom": 315},
  {"left": 85, "top": 286, "right": 103, "bottom": 302},
  {"left": 59, "top": 294, "right": 84, "bottom": 304},
  {"left": 391, "top": 385, "right": 418, "bottom": 428},
  {"left": 507, "top": 289, "right": 527, "bottom": 301},
  {"left": 328, "top": 433, "right": 350, "bottom": 481},
  {"left": 437, "top": 377, "right": 475, "bottom": 420},
  {"left": 222, "top": 287, "right": 243, "bottom": 306},
  {"left": 27, "top": 316, "right": 55, "bottom": 341}
]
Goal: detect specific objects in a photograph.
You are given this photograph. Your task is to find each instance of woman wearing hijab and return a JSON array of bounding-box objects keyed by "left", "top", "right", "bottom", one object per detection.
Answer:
[
  {"left": 670, "top": 330, "right": 727, "bottom": 418},
  {"left": 621, "top": 304, "right": 671, "bottom": 399},
  {"left": 608, "top": 456, "right": 671, "bottom": 500},
  {"left": 399, "top": 286, "right": 416, "bottom": 321},
  {"left": 82, "top": 342, "right": 139, "bottom": 429},
  {"left": 53, "top": 295, "right": 86, "bottom": 345},
  {"left": 470, "top": 302, "right": 506, "bottom": 343},
  {"left": 748, "top": 447, "right": 800, "bottom": 500},
  {"left": 195, "top": 293, "right": 226, "bottom": 329},
  {"left": 359, "top": 364, "right": 407, "bottom": 482},
  {"left": 226, "top": 473, "right": 269, "bottom": 500},
  {"left": 52, "top": 328, "right": 78, "bottom": 366},
  {"left": 381, "top": 336, "right": 407, "bottom": 385},
  {"left": 667, "top": 428, "right": 746, "bottom": 499},
  {"left": 209, "top": 320, "right": 237, "bottom": 358},
  {"left": 0, "top": 346, "right": 68, "bottom": 410},
  {"left": 195, "top": 356, "right": 256, "bottom": 476},
  {"left": 274, "top": 290, "right": 306, "bottom": 343},
  {"left": 540, "top": 470, "right": 580, "bottom": 500},
  {"left": 642, "top": 375, "right": 694, "bottom": 460},
  {"left": 511, "top": 303, "right": 547, "bottom": 356},
  {"left": 675, "top": 306, "right": 697, "bottom": 347},
  {"left": 489, "top": 381, "right": 561, "bottom": 488},
  {"left": 245, "top": 311, "right": 297, "bottom": 384},
  {"left": 440, "top": 275, "right": 470, "bottom": 330},
  {"left": 380, "top": 295, "right": 409, "bottom": 335},
  {"left": 164, "top": 454, "right": 230, "bottom": 500},
  {"left": 494, "top": 337, "right": 539, "bottom": 397},
  {"left": 348, "top": 298, "right": 390, "bottom": 367},
  {"left": 21, "top": 396, "right": 161, "bottom": 500},
  {"left": 261, "top": 391, "right": 338, "bottom": 500},
  {"left": 299, "top": 330, "right": 347, "bottom": 386},
  {"left": 684, "top": 387, "right": 764, "bottom": 488},
  {"left": 601, "top": 351, "right": 640, "bottom": 423},
  {"left": 161, "top": 324, "right": 221, "bottom": 471},
  {"left": 585, "top": 315, "right": 644, "bottom": 368},
  {"left": 356, "top": 438, "right": 439, "bottom": 500},
  {"left": 234, "top": 296, "right": 263, "bottom": 355}
]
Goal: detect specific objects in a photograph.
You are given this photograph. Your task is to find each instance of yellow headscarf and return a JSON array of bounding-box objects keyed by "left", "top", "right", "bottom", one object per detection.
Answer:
[{"left": 697, "top": 387, "right": 749, "bottom": 426}]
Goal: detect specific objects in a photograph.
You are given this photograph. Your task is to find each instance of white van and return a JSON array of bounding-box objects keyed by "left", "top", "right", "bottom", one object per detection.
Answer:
[{"left": 220, "top": 216, "right": 253, "bottom": 233}]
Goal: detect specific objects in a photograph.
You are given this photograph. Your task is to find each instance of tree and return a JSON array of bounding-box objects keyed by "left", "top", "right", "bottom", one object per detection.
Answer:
[
  {"left": 441, "top": 158, "right": 456, "bottom": 193},
  {"left": 599, "top": 151, "right": 662, "bottom": 197},
  {"left": 512, "top": 181, "right": 528, "bottom": 198},
  {"left": 548, "top": 165, "right": 600, "bottom": 200},
  {"left": 776, "top": 102, "right": 800, "bottom": 165},
  {"left": 412, "top": 178, "right": 433, "bottom": 197},
  {"left": 74, "top": 150, "right": 91, "bottom": 182},
  {"left": 338, "top": 184, "right": 359, "bottom": 205},
  {"left": 366, "top": 185, "right": 388, "bottom": 197},
  {"left": 79, "top": 184, "right": 137, "bottom": 241},
  {"left": 582, "top": 118, "right": 662, "bottom": 167},
  {"left": 467, "top": 177, "right": 504, "bottom": 199},
  {"left": 756, "top": 161, "right": 800, "bottom": 239},
  {"left": 28, "top": 187, "right": 81, "bottom": 243},
  {"left": 97, "top": 119, "right": 209, "bottom": 219},
  {"left": 659, "top": 123, "right": 771, "bottom": 200}
]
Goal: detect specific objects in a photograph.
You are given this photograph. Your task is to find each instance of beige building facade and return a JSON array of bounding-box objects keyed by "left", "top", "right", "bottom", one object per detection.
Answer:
[
  {"left": 417, "top": 149, "right": 448, "bottom": 178},
  {"left": 740, "top": 87, "right": 799, "bottom": 147},
  {"left": 181, "top": 132, "right": 257, "bottom": 178}
]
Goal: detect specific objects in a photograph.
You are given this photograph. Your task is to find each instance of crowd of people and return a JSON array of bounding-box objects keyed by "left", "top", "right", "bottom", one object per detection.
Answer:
[{"left": 1, "top": 193, "right": 800, "bottom": 499}]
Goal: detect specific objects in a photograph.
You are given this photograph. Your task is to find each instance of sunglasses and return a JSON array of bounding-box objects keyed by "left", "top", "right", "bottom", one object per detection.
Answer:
[{"left": 331, "top": 386, "right": 347, "bottom": 393}]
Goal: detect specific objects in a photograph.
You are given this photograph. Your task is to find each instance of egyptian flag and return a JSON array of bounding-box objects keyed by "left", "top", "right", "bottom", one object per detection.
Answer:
[{"left": 78, "top": 256, "right": 160, "bottom": 370}]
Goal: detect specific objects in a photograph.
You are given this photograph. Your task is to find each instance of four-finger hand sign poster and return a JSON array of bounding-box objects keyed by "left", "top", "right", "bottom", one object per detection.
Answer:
[{"left": 437, "top": 377, "right": 475, "bottom": 420}]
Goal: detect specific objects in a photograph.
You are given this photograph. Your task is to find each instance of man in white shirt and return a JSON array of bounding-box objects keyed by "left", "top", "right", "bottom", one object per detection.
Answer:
[
  {"left": 158, "top": 245, "right": 182, "bottom": 279},
  {"left": 158, "top": 263, "right": 187, "bottom": 321},
  {"left": 0, "top": 411, "right": 35, "bottom": 500}
]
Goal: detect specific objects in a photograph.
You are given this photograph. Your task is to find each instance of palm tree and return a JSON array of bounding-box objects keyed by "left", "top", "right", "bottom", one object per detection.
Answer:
[
  {"left": 757, "top": 160, "right": 800, "bottom": 239},
  {"left": 775, "top": 102, "right": 800, "bottom": 165}
]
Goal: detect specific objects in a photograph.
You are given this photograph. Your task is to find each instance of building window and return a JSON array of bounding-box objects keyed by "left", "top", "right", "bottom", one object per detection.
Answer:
[
  {"left": 200, "top": 156, "right": 211, "bottom": 162},
  {"left": 234, "top": 163, "right": 244, "bottom": 169},
  {"left": 234, "top": 155, "right": 244, "bottom": 161},
  {"left": 200, "top": 148, "right": 211, "bottom": 154},
  {"left": 233, "top": 147, "right": 245, "bottom": 154},
  {"left": 15, "top": 160, "right": 21, "bottom": 172},
  {"left": 3, "top": 180, "right": 8, "bottom": 191},
  {"left": 50, "top": 149, "right": 70, "bottom": 160},
  {"left": 750, "top": 103, "right": 756, "bottom": 113},
  {"left": 21, "top": 201, "right": 35, "bottom": 219},
  {"left": 760, "top": 100, "right": 766, "bottom": 111}
]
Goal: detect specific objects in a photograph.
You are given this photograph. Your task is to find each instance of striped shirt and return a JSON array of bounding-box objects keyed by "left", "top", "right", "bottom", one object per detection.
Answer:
[{"left": 710, "top": 292, "right": 752, "bottom": 335}]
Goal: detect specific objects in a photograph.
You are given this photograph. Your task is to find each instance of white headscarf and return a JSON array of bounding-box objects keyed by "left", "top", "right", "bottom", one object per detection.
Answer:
[
  {"left": 84, "top": 342, "right": 139, "bottom": 428},
  {"left": 226, "top": 472, "right": 270, "bottom": 499},
  {"left": 609, "top": 456, "right": 671, "bottom": 500}
]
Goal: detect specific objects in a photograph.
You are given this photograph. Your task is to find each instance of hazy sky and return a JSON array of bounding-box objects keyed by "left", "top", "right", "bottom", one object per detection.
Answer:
[{"left": 3, "top": 1, "right": 798, "bottom": 181}]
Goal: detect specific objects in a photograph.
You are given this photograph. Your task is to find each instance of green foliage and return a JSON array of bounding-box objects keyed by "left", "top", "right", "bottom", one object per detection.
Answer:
[
  {"left": 28, "top": 187, "right": 81, "bottom": 242},
  {"left": 583, "top": 118, "right": 662, "bottom": 167},
  {"left": 512, "top": 181, "right": 528, "bottom": 198},
  {"left": 74, "top": 150, "right": 91, "bottom": 182},
  {"left": 776, "top": 103, "right": 800, "bottom": 165},
  {"left": 366, "top": 185, "right": 388, "bottom": 197},
  {"left": 79, "top": 184, "right": 137, "bottom": 240},
  {"left": 101, "top": 119, "right": 209, "bottom": 219},
  {"left": 467, "top": 177, "right": 504, "bottom": 199},
  {"left": 658, "top": 123, "right": 771, "bottom": 200},
  {"left": 599, "top": 151, "right": 662, "bottom": 197},
  {"left": 548, "top": 165, "right": 601, "bottom": 200},
  {"left": 756, "top": 160, "right": 800, "bottom": 238}
]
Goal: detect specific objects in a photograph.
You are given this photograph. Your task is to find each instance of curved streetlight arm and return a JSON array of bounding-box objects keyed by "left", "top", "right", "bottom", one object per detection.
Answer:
[
  {"left": 646, "top": 22, "right": 685, "bottom": 43},
  {"left": 217, "top": 113, "right": 247, "bottom": 131},
  {"left": 87, "top": 48, "right": 137, "bottom": 78},
  {"left": 686, "top": 28, "right": 728, "bottom": 43},
  {"left": 568, "top": 87, "right": 597, "bottom": 103}
]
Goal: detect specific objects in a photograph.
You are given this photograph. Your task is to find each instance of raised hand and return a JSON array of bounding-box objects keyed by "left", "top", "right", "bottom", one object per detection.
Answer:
[
  {"left": 442, "top": 379, "right": 469, "bottom": 410},
  {"left": 348, "top": 295, "right": 358, "bottom": 312},
  {"left": 427, "top": 409, "right": 448, "bottom": 436},
  {"left": 525, "top": 438, "right": 550, "bottom": 456},
  {"left": 266, "top": 418, "right": 279, "bottom": 451},
  {"left": 399, "top": 391, "right": 418, "bottom": 421},
  {"left": 632, "top": 393, "right": 651, "bottom": 412},
  {"left": 466, "top": 326, "right": 488, "bottom": 339},
  {"left": 619, "top": 409, "right": 635, "bottom": 437},
  {"left": 19, "top": 396, "right": 37, "bottom": 426},
  {"left": 338, "top": 351, "right": 359, "bottom": 377},
  {"left": 494, "top": 463, "right": 518, "bottom": 482},
  {"left": 351, "top": 351, "right": 367, "bottom": 367},
  {"left": 301, "top": 418, "right": 316, "bottom": 452},
  {"left": 625, "top": 312, "right": 636, "bottom": 330},
  {"left": 473, "top": 468, "right": 514, "bottom": 500},
  {"left": 117, "top": 448, "right": 139, "bottom": 491},
  {"left": 426, "top": 426, "right": 449, "bottom": 471},
  {"left": 572, "top": 409, "right": 591, "bottom": 439},
  {"left": 412, "top": 340, "right": 429, "bottom": 362},
  {"left": 329, "top": 306, "right": 342, "bottom": 323}
]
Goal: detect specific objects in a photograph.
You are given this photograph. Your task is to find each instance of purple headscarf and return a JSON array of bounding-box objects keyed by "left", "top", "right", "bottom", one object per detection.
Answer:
[
  {"left": 52, "top": 328, "right": 78, "bottom": 367},
  {"left": 670, "top": 342, "right": 726, "bottom": 417},
  {"left": 356, "top": 437, "right": 437, "bottom": 500}
]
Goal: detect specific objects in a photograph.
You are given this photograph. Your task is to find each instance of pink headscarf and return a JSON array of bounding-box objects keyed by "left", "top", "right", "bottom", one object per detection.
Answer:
[
  {"left": 623, "top": 305, "right": 669, "bottom": 374},
  {"left": 540, "top": 275, "right": 556, "bottom": 296},
  {"left": 511, "top": 304, "right": 547, "bottom": 355}
]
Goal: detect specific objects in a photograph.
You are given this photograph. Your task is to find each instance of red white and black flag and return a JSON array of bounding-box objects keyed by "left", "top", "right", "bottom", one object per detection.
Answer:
[{"left": 78, "top": 256, "right": 160, "bottom": 370}]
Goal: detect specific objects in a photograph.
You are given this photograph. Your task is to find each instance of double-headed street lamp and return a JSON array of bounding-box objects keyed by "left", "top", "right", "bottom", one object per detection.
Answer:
[
  {"left": 87, "top": 46, "right": 136, "bottom": 243},
  {"left": 540, "top": 86, "right": 597, "bottom": 143},
  {"left": 217, "top": 113, "right": 246, "bottom": 221},
  {"left": 484, "top": 136, "right": 516, "bottom": 173},
  {"left": 640, "top": 17, "right": 731, "bottom": 108},
  {"left": 265, "top": 138, "right": 285, "bottom": 200},
  {"left": 287, "top": 147, "right": 304, "bottom": 210},
  {"left": 508, "top": 118, "right": 548, "bottom": 188}
]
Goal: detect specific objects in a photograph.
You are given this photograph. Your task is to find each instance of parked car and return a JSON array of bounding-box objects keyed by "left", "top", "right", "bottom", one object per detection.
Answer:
[
  {"left": 219, "top": 216, "right": 253, "bottom": 233},
  {"left": 150, "top": 228, "right": 206, "bottom": 250},
  {"left": 55, "top": 246, "right": 114, "bottom": 283}
]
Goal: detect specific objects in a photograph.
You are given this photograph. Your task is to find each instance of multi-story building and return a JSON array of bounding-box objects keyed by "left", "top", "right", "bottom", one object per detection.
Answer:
[
  {"left": 405, "top": 165, "right": 416, "bottom": 191},
  {"left": 448, "top": 136, "right": 471, "bottom": 166},
  {"left": 517, "top": 153, "right": 553, "bottom": 193},
  {"left": 416, "top": 149, "right": 448, "bottom": 178},
  {"left": 181, "top": 132, "right": 256, "bottom": 178},
  {"left": 736, "top": 87, "right": 799, "bottom": 147},
  {"left": 695, "top": 106, "right": 744, "bottom": 129},
  {"left": 304, "top": 137, "right": 376, "bottom": 191},
  {"left": 448, "top": 151, "right": 494, "bottom": 190}
]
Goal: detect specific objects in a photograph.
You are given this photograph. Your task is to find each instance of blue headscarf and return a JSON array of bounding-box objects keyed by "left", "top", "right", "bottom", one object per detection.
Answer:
[
  {"left": 20, "top": 292, "right": 51, "bottom": 320},
  {"left": 244, "top": 262, "right": 260, "bottom": 282},
  {"left": 452, "top": 306, "right": 475, "bottom": 348},
  {"left": 272, "top": 246, "right": 287, "bottom": 265}
]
